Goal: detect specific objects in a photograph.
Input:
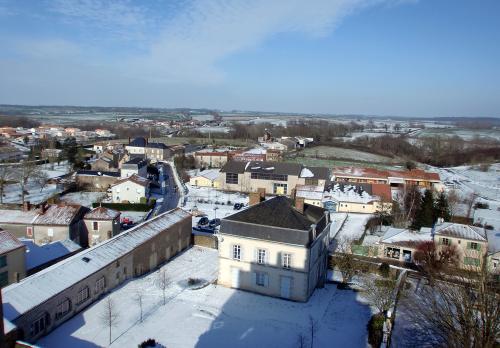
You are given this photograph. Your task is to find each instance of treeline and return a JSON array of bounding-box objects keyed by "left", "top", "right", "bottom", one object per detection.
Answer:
[{"left": 0, "top": 115, "right": 40, "bottom": 128}]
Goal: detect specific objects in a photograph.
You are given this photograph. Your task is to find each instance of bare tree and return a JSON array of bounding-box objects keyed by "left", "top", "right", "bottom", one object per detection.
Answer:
[
  {"left": 407, "top": 263, "right": 500, "bottom": 347},
  {"left": 464, "top": 191, "right": 477, "bottom": 219},
  {"left": 0, "top": 166, "right": 11, "bottom": 204},
  {"left": 18, "top": 159, "right": 39, "bottom": 204},
  {"left": 100, "top": 297, "right": 120, "bottom": 345},
  {"left": 413, "top": 241, "right": 459, "bottom": 285},
  {"left": 361, "top": 277, "right": 397, "bottom": 314},
  {"left": 308, "top": 315, "right": 319, "bottom": 348},
  {"left": 296, "top": 333, "right": 306, "bottom": 348},
  {"left": 334, "top": 238, "right": 356, "bottom": 285},
  {"left": 156, "top": 269, "right": 169, "bottom": 305},
  {"left": 34, "top": 171, "right": 50, "bottom": 193},
  {"left": 135, "top": 290, "right": 144, "bottom": 323},
  {"left": 446, "top": 189, "right": 461, "bottom": 219}
]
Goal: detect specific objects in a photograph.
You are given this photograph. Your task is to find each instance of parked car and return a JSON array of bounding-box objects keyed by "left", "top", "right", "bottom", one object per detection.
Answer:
[
  {"left": 233, "top": 203, "right": 243, "bottom": 210},
  {"left": 209, "top": 218, "right": 221, "bottom": 228},
  {"left": 198, "top": 216, "right": 209, "bottom": 226}
]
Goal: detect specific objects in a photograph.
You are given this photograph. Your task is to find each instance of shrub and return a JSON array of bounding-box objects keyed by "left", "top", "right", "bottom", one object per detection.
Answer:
[
  {"left": 92, "top": 201, "right": 154, "bottom": 212},
  {"left": 367, "top": 313, "right": 385, "bottom": 348},
  {"left": 187, "top": 278, "right": 202, "bottom": 286},
  {"left": 379, "top": 263, "right": 390, "bottom": 278},
  {"left": 139, "top": 196, "right": 147, "bottom": 204},
  {"left": 474, "top": 202, "right": 489, "bottom": 209},
  {"left": 138, "top": 338, "right": 165, "bottom": 348}
]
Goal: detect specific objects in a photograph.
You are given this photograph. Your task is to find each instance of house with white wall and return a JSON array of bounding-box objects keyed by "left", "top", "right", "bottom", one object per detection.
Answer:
[{"left": 111, "top": 175, "right": 150, "bottom": 203}]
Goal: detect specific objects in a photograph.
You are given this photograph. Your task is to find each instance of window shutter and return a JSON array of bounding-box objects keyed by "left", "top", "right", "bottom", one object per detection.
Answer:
[
  {"left": 240, "top": 246, "right": 244, "bottom": 261},
  {"left": 254, "top": 249, "right": 258, "bottom": 263},
  {"left": 230, "top": 244, "right": 234, "bottom": 258},
  {"left": 277, "top": 252, "right": 282, "bottom": 267},
  {"left": 467, "top": 242, "right": 471, "bottom": 249},
  {"left": 264, "top": 250, "right": 269, "bottom": 265},
  {"left": 477, "top": 244, "right": 481, "bottom": 251},
  {"left": 252, "top": 272, "right": 257, "bottom": 285},
  {"left": 264, "top": 274, "right": 269, "bottom": 288}
]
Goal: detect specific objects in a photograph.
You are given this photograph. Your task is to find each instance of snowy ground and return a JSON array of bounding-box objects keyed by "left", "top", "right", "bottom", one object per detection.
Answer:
[
  {"left": 433, "top": 163, "right": 500, "bottom": 217},
  {"left": 391, "top": 278, "right": 440, "bottom": 347},
  {"left": 39, "top": 162, "right": 72, "bottom": 179},
  {"left": 183, "top": 185, "right": 249, "bottom": 225},
  {"left": 301, "top": 146, "right": 399, "bottom": 164},
  {"left": 59, "top": 192, "right": 106, "bottom": 208},
  {"left": 1, "top": 161, "right": 71, "bottom": 204},
  {"left": 333, "top": 213, "right": 372, "bottom": 243},
  {"left": 39, "top": 246, "right": 374, "bottom": 348}
]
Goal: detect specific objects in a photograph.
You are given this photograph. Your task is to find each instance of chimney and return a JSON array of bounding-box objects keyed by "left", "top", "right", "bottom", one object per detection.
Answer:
[
  {"left": 249, "top": 192, "right": 262, "bottom": 206},
  {"left": 324, "top": 211, "right": 329, "bottom": 224},
  {"left": 23, "top": 201, "right": 31, "bottom": 212},
  {"left": 128, "top": 137, "right": 131, "bottom": 145},
  {"left": 290, "top": 188, "right": 296, "bottom": 200},
  {"left": 257, "top": 187, "right": 266, "bottom": 199},
  {"left": 295, "top": 197, "right": 305, "bottom": 214}
]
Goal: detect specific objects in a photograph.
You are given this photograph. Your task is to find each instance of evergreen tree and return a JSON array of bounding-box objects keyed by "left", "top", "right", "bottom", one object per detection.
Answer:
[
  {"left": 412, "top": 189, "right": 435, "bottom": 229},
  {"left": 434, "top": 191, "right": 451, "bottom": 222}
]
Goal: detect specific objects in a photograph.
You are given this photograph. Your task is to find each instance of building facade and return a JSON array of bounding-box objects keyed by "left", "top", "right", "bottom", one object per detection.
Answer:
[
  {"left": 83, "top": 207, "right": 121, "bottom": 246},
  {"left": 0, "top": 230, "right": 26, "bottom": 287},
  {"left": 218, "top": 196, "right": 331, "bottom": 302},
  {"left": 111, "top": 175, "right": 150, "bottom": 203}
]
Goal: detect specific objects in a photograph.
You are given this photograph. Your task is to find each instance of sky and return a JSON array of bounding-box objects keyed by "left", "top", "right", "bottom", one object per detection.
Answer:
[{"left": 0, "top": 0, "right": 499, "bottom": 117}]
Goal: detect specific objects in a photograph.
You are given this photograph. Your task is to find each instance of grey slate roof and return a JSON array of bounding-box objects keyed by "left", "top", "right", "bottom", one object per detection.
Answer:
[
  {"left": 221, "top": 196, "right": 328, "bottom": 246},
  {"left": 220, "top": 161, "right": 247, "bottom": 174},
  {"left": 129, "top": 137, "right": 146, "bottom": 147},
  {"left": 245, "top": 161, "right": 302, "bottom": 176},
  {"left": 308, "top": 166, "right": 331, "bottom": 180},
  {"left": 146, "top": 142, "right": 169, "bottom": 149}
]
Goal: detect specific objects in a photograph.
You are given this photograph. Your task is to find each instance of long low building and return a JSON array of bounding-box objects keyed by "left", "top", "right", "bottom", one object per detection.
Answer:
[
  {"left": 2, "top": 208, "right": 192, "bottom": 344},
  {"left": 217, "top": 160, "right": 330, "bottom": 196}
]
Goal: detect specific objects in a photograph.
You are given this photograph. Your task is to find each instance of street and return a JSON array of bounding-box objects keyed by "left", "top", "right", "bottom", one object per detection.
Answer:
[{"left": 151, "top": 162, "right": 180, "bottom": 217}]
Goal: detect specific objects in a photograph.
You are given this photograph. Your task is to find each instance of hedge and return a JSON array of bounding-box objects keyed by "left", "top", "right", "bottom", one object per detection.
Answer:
[{"left": 92, "top": 199, "right": 156, "bottom": 212}]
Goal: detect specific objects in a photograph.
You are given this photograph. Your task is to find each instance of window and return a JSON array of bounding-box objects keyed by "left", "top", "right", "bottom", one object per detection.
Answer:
[
  {"left": 257, "top": 249, "right": 267, "bottom": 264},
  {"left": 55, "top": 299, "right": 71, "bottom": 320},
  {"left": 47, "top": 228, "right": 54, "bottom": 237},
  {"left": 305, "top": 178, "right": 318, "bottom": 186},
  {"left": 0, "top": 271, "right": 8, "bottom": 287},
  {"left": 26, "top": 226, "right": 33, "bottom": 237},
  {"left": 233, "top": 245, "right": 241, "bottom": 261},
  {"left": 282, "top": 253, "right": 292, "bottom": 269},
  {"left": 273, "top": 183, "right": 287, "bottom": 195},
  {"left": 250, "top": 172, "right": 287, "bottom": 181},
  {"left": 95, "top": 277, "right": 106, "bottom": 293},
  {"left": 441, "top": 238, "right": 450, "bottom": 246},
  {"left": 76, "top": 287, "right": 90, "bottom": 304},
  {"left": 92, "top": 221, "right": 99, "bottom": 231},
  {"left": 0, "top": 255, "right": 7, "bottom": 268},
  {"left": 464, "top": 257, "right": 480, "bottom": 267},
  {"left": 30, "top": 315, "right": 48, "bottom": 336},
  {"left": 468, "top": 242, "right": 480, "bottom": 251},
  {"left": 255, "top": 272, "right": 267, "bottom": 287},
  {"left": 226, "top": 172, "right": 239, "bottom": 184}
]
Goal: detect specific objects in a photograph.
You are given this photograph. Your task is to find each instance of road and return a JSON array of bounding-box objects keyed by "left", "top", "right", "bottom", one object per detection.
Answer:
[{"left": 150, "top": 162, "right": 180, "bottom": 218}]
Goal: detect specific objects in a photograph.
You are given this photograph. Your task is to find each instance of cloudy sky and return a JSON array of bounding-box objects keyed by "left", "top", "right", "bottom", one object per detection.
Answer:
[{"left": 0, "top": 0, "right": 499, "bottom": 117}]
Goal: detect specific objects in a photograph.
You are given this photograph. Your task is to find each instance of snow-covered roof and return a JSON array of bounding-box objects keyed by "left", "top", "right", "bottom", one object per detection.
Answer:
[
  {"left": 192, "top": 169, "right": 220, "bottom": 181},
  {"left": 21, "top": 238, "right": 82, "bottom": 271},
  {"left": 433, "top": 222, "right": 487, "bottom": 242},
  {"left": 300, "top": 168, "right": 314, "bottom": 178},
  {"left": 33, "top": 205, "right": 85, "bottom": 226},
  {"left": 295, "top": 185, "right": 324, "bottom": 201},
  {"left": 0, "top": 209, "right": 39, "bottom": 225},
  {"left": 112, "top": 174, "right": 150, "bottom": 188},
  {"left": 0, "top": 229, "right": 24, "bottom": 254},
  {"left": 84, "top": 207, "right": 120, "bottom": 220},
  {"left": 381, "top": 228, "right": 432, "bottom": 245},
  {"left": 323, "top": 183, "right": 377, "bottom": 204},
  {"left": 2, "top": 208, "right": 190, "bottom": 321}
]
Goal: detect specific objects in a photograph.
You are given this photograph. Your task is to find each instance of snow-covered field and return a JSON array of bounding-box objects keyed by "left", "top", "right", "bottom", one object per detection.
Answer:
[
  {"left": 183, "top": 185, "right": 248, "bottom": 225},
  {"left": 39, "top": 162, "right": 72, "bottom": 179},
  {"left": 39, "top": 246, "right": 373, "bottom": 348},
  {"left": 301, "top": 146, "right": 398, "bottom": 164},
  {"left": 434, "top": 163, "right": 500, "bottom": 217},
  {"left": 59, "top": 192, "right": 106, "bottom": 208}
]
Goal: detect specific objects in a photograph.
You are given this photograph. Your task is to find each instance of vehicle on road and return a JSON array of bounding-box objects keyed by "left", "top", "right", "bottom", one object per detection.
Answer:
[
  {"left": 209, "top": 218, "right": 221, "bottom": 228},
  {"left": 197, "top": 216, "right": 209, "bottom": 226},
  {"left": 233, "top": 203, "right": 243, "bottom": 210}
]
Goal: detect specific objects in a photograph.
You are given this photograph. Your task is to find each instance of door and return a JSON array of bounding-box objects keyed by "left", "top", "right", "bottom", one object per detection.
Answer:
[
  {"left": 280, "top": 276, "right": 292, "bottom": 299},
  {"left": 231, "top": 268, "right": 240, "bottom": 288},
  {"left": 149, "top": 252, "right": 158, "bottom": 270}
]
